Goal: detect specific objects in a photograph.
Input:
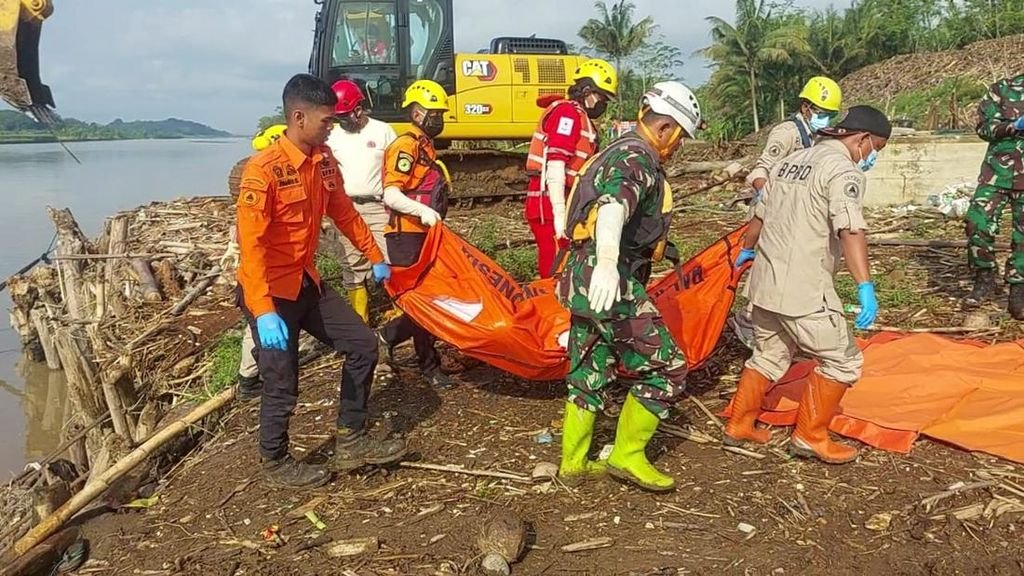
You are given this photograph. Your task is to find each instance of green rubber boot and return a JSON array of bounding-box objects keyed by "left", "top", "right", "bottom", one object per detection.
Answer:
[
  {"left": 558, "top": 402, "right": 606, "bottom": 485},
  {"left": 606, "top": 394, "right": 676, "bottom": 492}
]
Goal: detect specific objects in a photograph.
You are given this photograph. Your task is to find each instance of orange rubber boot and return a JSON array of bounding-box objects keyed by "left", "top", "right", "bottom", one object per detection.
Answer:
[
  {"left": 723, "top": 368, "right": 772, "bottom": 446},
  {"left": 789, "top": 372, "right": 858, "bottom": 464}
]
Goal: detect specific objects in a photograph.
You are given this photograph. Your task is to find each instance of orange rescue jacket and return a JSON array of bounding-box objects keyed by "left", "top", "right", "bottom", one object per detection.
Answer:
[
  {"left": 525, "top": 99, "right": 598, "bottom": 197},
  {"left": 237, "top": 135, "right": 384, "bottom": 316},
  {"left": 382, "top": 127, "right": 450, "bottom": 234}
]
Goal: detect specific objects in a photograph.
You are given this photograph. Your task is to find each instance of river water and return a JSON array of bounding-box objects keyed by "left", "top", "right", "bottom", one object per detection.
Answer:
[{"left": 0, "top": 138, "right": 250, "bottom": 479}]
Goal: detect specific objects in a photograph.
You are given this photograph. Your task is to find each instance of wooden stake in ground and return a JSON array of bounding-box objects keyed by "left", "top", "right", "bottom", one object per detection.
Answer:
[{"left": 4, "top": 387, "right": 236, "bottom": 563}]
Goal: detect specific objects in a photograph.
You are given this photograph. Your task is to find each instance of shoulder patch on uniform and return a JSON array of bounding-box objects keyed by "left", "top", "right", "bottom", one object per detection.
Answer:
[
  {"left": 396, "top": 151, "right": 415, "bottom": 174},
  {"left": 238, "top": 188, "right": 267, "bottom": 211},
  {"left": 767, "top": 143, "right": 783, "bottom": 158},
  {"left": 556, "top": 116, "right": 575, "bottom": 137},
  {"left": 844, "top": 181, "right": 861, "bottom": 199}
]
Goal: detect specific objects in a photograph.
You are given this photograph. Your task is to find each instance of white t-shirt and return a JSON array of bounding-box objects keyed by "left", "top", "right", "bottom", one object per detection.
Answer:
[{"left": 326, "top": 117, "right": 397, "bottom": 198}]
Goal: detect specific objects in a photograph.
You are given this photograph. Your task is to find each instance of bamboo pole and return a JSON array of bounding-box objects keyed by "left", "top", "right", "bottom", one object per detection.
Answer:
[
  {"left": 28, "top": 307, "right": 60, "bottom": 370},
  {"left": 6, "top": 387, "right": 236, "bottom": 561}
]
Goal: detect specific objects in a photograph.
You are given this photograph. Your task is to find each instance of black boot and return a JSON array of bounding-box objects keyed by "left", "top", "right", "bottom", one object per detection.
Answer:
[
  {"left": 262, "top": 454, "right": 331, "bottom": 488},
  {"left": 1009, "top": 284, "right": 1024, "bottom": 320},
  {"left": 236, "top": 374, "right": 262, "bottom": 402},
  {"left": 333, "top": 427, "right": 408, "bottom": 472},
  {"left": 964, "top": 268, "right": 997, "bottom": 306}
]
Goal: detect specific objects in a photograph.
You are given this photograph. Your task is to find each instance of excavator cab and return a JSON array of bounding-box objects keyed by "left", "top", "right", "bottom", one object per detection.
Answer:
[
  {"left": 310, "top": 0, "right": 585, "bottom": 140},
  {"left": 0, "top": 0, "right": 56, "bottom": 123},
  {"left": 310, "top": 0, "right": 455, "bottom": 122}
]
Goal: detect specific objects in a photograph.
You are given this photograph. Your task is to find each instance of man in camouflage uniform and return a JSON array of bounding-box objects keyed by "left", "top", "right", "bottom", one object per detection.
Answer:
[
  {"left": 556, "top": 81, "right": 701, "bottom": 493},
  {"left": 965, "top": 74, "right": 1024, "bottom": 319}
]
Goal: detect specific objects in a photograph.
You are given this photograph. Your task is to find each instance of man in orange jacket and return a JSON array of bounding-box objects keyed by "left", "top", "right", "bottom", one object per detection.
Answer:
[
  {"left": 524, "top": 58, "right": 617, "bottom": 278},
  {"left": 375, "top": 80, "right": 453, "bottom": 388},
  {"left": 237, "top": 74, "right": 406, "bottom": 488}
]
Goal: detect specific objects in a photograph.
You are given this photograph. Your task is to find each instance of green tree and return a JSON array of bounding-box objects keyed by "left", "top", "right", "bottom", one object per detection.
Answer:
[
  {"left": 257, "top": 106, "right": 285, "bottom": 132},
  {"left": 701, "top": 0, "right": 810, "bottom": 132},
  {"left": 577, "top": 0, "right": 655, "bottom": 74}
]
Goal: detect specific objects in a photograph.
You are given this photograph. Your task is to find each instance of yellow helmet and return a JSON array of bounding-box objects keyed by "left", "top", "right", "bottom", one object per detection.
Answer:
[
  {"left": 402, "top": 80, "right": 449, "bottom": 111},
  {"left": 798, "top": 76, "right": 842, "bottom": 112},
  {"left": 251, "top": 124, "right": 286, "bottom": 151},
  {"left": 572, "top": 58, "right": 618, "bottom": 98}
]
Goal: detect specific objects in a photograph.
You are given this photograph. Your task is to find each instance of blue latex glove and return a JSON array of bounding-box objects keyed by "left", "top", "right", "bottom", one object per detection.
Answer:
[
  {"left": 735, "top": 248, "right": 756, "bottom": 268},
  {"left": 372, "top": 262, "right": 391, "bottom": 283},
  {"left": 855, "top": 282, "right": 878, "bottom": 330},
  {"left": 1013, "top": 117, "right": 1024, "bottom": 131},
  {"left": 751, "top": 188, "right": 764, "bottom": 205},
  {"left": 256, "top": 312, "right": 289, "bottom": 351}
]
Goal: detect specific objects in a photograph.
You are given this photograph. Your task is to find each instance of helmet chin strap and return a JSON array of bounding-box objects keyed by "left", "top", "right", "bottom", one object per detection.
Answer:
[{"left": 637, "top": 107, "right": 682, "bottom": 160}]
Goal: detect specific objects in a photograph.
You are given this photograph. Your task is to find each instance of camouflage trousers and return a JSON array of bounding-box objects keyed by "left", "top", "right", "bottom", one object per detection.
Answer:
[
  {"left": 565, "top": 310, "right": 688, "bottom": 419},
  {"left": 966, "top": 184, "right": 1024, "bottom": 284}
]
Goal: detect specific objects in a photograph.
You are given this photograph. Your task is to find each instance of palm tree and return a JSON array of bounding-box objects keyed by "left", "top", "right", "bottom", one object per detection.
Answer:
[
  {"left": 577, "top": 1, "right": 654, "bottom": 73},
  {"left": 701, "top": 0, "right": 810, "bottom": 132}
]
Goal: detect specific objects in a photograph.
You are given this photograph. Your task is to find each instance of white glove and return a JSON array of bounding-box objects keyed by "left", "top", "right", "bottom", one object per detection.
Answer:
[
  {"left": 383, "top": 186, "right": 441, "bottom": 227},
  {"left": 219, "top": 240, "right": 239, "bottom": 271},
  {"left": 587, "top": 202, "right": 625, "bottom": 314},
  {"left": 546, "top": 160, "right": 568, "bottom": 240}
]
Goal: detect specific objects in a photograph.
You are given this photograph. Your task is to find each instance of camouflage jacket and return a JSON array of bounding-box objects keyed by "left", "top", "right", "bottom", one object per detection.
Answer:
[
  {"left": 976, "top": 74, "right": 1024, "bottom": 190},
  {"left": 558, "top": 134, "right": 667, "bottom": 320}
]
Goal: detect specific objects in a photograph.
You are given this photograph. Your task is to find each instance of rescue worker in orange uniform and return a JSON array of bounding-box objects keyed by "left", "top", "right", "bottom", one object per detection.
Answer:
[
  {"left": 375, "top": 80, "right": 453, "bottom": 388},
  {"left": 525, "top": 58, "right": 617, "bottom": 278},
  {"left": 237, "top": 74, "right": 406, "bottom": 488}
]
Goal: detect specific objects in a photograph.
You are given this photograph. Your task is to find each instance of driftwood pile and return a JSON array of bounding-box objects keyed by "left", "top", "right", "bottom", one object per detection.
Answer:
[
  {"left": 2, "top": 197, "right": 240, "bottom": 562},
  {"left": 841, "top": 34, "right": 1024, "bottom": 129}
]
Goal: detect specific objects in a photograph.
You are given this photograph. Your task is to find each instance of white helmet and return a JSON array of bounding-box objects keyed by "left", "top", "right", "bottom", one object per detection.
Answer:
[{"left": 642, "top": 81, "right": 702, "bottom": 138}]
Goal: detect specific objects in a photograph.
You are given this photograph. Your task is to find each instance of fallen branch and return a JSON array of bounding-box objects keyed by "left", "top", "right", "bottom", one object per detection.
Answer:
[
  {"left": 689, "top": 396, "right": 724, "bottom": 428},
  {"left": 868, "top": 325, "right": 1002, "bottom": 335},
  {"left": 5, "top": 388, "right": 236, "bottom": 563},
  {"left": 659, "top": 424, "right": 714, "bottom": 444},
  {"left": 130, "top": 258, "right": 162, "bottom": 303},
  {"left": 398, "top": 461, "right": 531, "bottom": 483},
  {"left": 170, "top": 267, "right": 222, "bottom": 316},
  {"left": 722, "top": 445, "right": 766, "bottom": 460},
  {"left": 560, "top": 537, "right": 614, "bottom": 553},
  {"left": 868, "top": 238, "right": 1009, "bottom": 250}
]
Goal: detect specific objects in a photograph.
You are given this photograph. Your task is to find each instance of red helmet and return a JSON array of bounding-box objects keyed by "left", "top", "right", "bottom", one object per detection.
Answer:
[{"left": 332, "top": 80, "right": 365, "bottom": 115}]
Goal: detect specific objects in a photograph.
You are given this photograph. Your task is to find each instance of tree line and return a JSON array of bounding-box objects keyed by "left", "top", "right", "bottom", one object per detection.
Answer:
[{"left": 577, "top": 0, "right": 1024, "bottom": 141}]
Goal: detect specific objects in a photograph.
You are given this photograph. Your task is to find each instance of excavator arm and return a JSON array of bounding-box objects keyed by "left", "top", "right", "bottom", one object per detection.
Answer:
[{"left": 0, "top": 0, "right": 55, "bottom": 123}]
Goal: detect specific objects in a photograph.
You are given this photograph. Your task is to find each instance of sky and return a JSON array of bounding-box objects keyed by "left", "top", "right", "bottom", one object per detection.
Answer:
[{"left": 30, "top": 0, "right": 839, "bottom": 134}]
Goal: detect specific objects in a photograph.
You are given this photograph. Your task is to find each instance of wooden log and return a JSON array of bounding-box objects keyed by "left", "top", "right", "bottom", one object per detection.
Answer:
[
  {"left": 667, "top": 158, "right": 750, "bottom": 177},
  {"left": 46, "top": 207, "right": 92, "bottom": 322},
  {"left": 7, "top": 277, "right": 43, "bottom": 362},
  {"left": 7, "top": 388, "right": 236, "bottom": 561},
  {"left": 130, "top": 258, "right": 162, "bottom": 303},
  {"left": 99, "top": 365, "right": 131, "bottom": 442},
  {"left": 104, "top": 216, "right": 129, "bottom": 316},
  {"left": 0, "top": 526, "right": 80, "bottom": 576},
  {"left": 868, "top": 237, "right": 1009, "bottom": 250},
  {"left": 52, "top": 326, "right": 104, "bottom": 428},
  {"left": 29, "top": 307, "right": 60, "bottom": 371},
  {"left": 170, "top": 267, "right": 221, "bottom": 316}
]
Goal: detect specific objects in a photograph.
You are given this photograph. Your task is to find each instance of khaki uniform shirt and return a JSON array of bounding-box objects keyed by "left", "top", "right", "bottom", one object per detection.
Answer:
[
  {"left": 746, "top": 115, "right": 814, "bottom": 187},
  {"left": 748, "top": 139, "right": 868, "bottom": 316}
]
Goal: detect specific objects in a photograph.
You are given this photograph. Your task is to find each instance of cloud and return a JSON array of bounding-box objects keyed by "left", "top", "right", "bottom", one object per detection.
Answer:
[{"left": 29, "top": 0, "right": 840, "bottom": 133}]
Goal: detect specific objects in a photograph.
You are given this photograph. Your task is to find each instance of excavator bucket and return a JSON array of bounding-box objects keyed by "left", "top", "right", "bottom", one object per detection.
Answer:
[{"left": 0, "top": 0, "right": 55, "bottom": 123}]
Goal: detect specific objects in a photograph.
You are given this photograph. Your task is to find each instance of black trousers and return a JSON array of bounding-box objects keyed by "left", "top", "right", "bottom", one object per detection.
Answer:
[
  {"left": 240, "top": 277, "right": 378, "bottom": 460},
  {"left": 379, "top": 315, "right": 440, "bottom": 372},
  {"left": 382, "top": 230, "right": 440, "bottom": 373}
]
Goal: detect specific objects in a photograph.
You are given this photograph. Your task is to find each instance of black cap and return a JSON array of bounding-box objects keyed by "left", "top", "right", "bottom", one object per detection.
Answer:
[{"left": 818, "top": 105, "right": 892, "bottom": 139}]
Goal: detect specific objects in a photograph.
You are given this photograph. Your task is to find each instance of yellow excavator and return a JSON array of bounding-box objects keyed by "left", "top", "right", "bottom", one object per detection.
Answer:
[
  {"left": 310, "top": 0, "right": 588, "bottom": 141},
  {"left": 0, "top": 0, "right": 55, "bottom": 123}
]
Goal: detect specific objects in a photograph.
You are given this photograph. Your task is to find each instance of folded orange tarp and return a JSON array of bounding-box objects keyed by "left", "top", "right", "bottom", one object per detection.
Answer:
[
  {"left": 385, "top": 224, "right": 749, "bottom": 381},
  {"left": 726, "top": 333, "right": 1024, "bottom": 464}
]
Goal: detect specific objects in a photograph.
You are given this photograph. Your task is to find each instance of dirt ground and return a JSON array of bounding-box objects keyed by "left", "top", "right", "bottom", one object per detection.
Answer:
[{"left": 70, "top": 197, "right": 1024, "bottom": 576}]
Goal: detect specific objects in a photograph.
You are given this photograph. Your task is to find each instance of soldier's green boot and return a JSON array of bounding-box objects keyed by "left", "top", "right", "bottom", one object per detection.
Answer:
[
  {"left": 558, "top": 402, "right": 606, "bottom": 485},
  {"left": 606, "top": 394, "right": 675, "bottom": 492},
  {"left": 965, "top": 268, "right": 997, "bottom": 306}
]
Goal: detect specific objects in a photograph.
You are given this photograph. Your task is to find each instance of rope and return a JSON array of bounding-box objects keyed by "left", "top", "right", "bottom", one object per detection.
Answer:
[{"left": 0, "top": 232, "right": 58, "bottom": 293}]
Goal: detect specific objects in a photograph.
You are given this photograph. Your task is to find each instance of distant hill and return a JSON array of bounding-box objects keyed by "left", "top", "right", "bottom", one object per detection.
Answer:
[{"left": 0, "top": 110, "right": 233, "bottom": 143}]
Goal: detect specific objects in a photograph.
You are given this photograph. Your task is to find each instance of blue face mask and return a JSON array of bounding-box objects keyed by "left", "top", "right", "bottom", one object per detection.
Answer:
[
  {"left": 858, "top": 140, "right": 878, "bottom": 172},
  {"left": 808, "top": 113, "right": 831, "bottom": 132}
]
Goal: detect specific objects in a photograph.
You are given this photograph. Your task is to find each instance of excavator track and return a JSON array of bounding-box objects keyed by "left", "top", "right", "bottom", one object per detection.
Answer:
[{"left": 227, "top": 148, "right": 530, "bottom": 207}]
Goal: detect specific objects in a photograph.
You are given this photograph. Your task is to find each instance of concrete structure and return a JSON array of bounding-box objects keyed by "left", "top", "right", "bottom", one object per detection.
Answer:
[{"left": 865, "top": 130, "right": 986, "bottom": 207}]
